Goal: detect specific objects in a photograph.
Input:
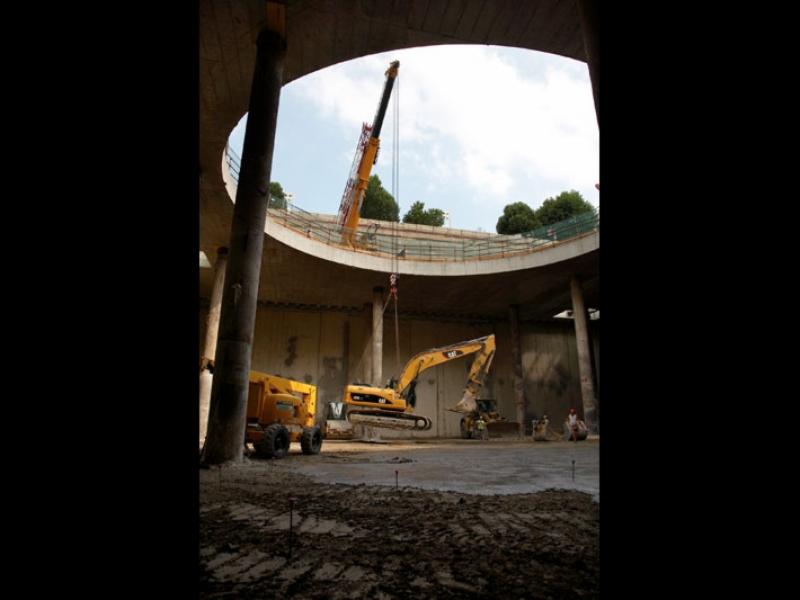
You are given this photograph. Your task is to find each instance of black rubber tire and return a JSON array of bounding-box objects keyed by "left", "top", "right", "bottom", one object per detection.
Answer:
[
  {"left": 300, "top": 426, "right": 323, "bottom": 455},
  {"left": 256, "top": 424, "right": 290, "bottom": 459},
  {"left": 460, "top": 419, "right": 472, "bottom": 440}
]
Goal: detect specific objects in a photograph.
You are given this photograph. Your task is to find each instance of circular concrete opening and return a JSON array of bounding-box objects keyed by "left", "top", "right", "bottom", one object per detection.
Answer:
[{"left": 223, "top": 45, "right": 597, "bottom": 234}]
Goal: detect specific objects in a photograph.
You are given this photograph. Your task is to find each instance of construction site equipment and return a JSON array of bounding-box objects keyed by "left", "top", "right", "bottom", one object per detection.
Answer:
[
  {"left": 532, "top": 417, "right": 549, "bottom": 441},
  {"left": 459, "top": 399, "right": 520, "bottom": 439},
  {"left": 244, "top": 371, "right": 322, "bottom": 458},
  {"left": 563, "top": 418, "right": 589, "bottom": 441},
  {"left": 325, "top": 334, "right": 497, "bottom": 434},
  {"left": 337, "top": 60, "right": 400, "bottom": 248},
  {"left": 323, "top": 402, "right": 355, "bottom": 440},
  {"left": 532, "top": 416, "right": 562, "bottom": 441}
]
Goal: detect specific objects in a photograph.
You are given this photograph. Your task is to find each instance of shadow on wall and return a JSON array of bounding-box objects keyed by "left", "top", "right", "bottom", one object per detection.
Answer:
[
  {"left": 317, "top": 356, "right": 346, "bottom": 424},
  {"left": 525, "top": 353, "right": 581, "bottom": 425},
  {"left": 284, "top": 336, "right": 298, "bottom": 366}
]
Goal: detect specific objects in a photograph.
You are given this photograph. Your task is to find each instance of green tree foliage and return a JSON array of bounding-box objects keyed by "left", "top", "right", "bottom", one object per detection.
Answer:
[
  {"left": 496, "top": 202, "right": 541, "bottom": 234},
  {"left": 268, "top": 181, "right": 287, "bottom": 209},
  {"left": 535, "top": 190, "right": 596, "bottom": 227},
  {"left": 360, "top": 175, "right": 400, "bottom": 222},
  {"left": 402, "top": 201, "right": 445, "bottom": 226}
]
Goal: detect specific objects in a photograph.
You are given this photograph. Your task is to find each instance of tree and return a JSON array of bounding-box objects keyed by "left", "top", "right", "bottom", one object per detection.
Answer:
[
  {"left": 534, "top": 190, "right": 596, "bottom": 227},
  {"left": 360, "top": 175, "right": 399, "bottom": 222},
  {"left": 269, "top": 181, "right": 287, "bottom": 209},
  {"left": 402, "top": 201, "right": 445, "bottom": 226},
  {"left": 496, "top": 202, "right": 540, "bottom": 235}
]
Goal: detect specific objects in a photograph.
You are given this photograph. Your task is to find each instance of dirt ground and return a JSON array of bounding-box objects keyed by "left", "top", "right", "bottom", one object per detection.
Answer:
[{"left": 200, "top": 440, "right": 599, "bottom": 599}]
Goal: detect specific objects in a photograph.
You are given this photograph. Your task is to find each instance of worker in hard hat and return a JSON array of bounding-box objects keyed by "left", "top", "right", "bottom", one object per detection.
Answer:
[
  {"left": 475, "top": 415, "right": 488, "bottom": 441},
  {"left": 567, "top": 408, "right": 579, "bottom": 442},
  {"left": 533, "top": 414, "right": 549, "bottom": 441}
]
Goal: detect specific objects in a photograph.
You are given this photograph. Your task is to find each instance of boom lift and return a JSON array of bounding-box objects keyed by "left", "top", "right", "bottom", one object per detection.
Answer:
[
  {"left": 202, "top": 360, "right": 322, "bottom": 458},
  {"left": 244, "top": 371, "right": 322, "bottom": 459},
  {"left": 334, "top": 334, "right": 497, "bottom": 432},
  {"left": 337, "top": 60, "right": 400, "bottom": 248}
]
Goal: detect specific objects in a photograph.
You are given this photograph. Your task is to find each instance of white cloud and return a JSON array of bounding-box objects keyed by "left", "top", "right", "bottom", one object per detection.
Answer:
[{"left": 284, "top": 45, "right": 598, "bottom": 217}]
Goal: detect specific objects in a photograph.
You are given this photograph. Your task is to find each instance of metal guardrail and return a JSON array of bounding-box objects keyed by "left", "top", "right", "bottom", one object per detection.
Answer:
[{"left": 223, "top": 145, "right": 599, "bottom": 262}]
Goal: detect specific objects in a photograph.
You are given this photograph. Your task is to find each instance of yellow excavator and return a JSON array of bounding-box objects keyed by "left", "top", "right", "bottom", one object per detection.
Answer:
[{"left": 328, "top": 334, "right": 496, "bottom": 433}]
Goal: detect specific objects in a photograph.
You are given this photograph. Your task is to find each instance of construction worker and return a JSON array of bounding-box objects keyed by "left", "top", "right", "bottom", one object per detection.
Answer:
[
  {"left": 533, "top": 414, "right": 549, "bottom": 441},
  {"left": 568, "top": 408, "right": 579, "bottom": 442},
  {"left": 475, "top": 416, "right": 488, "bottom": 440}
]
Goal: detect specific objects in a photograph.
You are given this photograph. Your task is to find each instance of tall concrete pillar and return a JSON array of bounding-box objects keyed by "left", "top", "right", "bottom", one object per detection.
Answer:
[
  {"left": 570, "top": 276, "right": 598, "bottom": 432},
  {"left": 202, "top": 11, "right": 287, "bottom": 465},
  {"left": 577, "top": 0, "right": 599, "bottom": 124},
  {"left": 509, "top": 305, "right": 527, "bottom": 437},
  {"left": 199, "top": 247, "right": 228, "bottom": 445},
  {"left": 372, "top": 287, "right": 384, "bottom": 387}
]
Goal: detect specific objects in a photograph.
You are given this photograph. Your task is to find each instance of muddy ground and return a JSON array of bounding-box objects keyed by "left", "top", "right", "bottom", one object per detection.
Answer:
[{"left": 200, "top": 443, "right": 599, "bottom": 599}]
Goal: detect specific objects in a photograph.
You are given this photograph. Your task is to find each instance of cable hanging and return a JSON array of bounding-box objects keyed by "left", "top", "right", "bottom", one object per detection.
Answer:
[{"left": 390, "top": 72, "right": 401, "bottom": 373}]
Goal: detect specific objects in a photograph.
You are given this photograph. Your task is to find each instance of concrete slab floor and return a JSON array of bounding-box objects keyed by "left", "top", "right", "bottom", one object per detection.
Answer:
[{"left": 267, "top": 437, "right": 600, "bottom": 502}]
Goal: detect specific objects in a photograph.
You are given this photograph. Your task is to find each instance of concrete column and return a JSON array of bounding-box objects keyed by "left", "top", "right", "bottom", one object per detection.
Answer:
[
  {"left": 577, "top": 0, "right": 599, "bottom": 124},
  {"left": 202, "top": 18, "right": 287, "bottom": 465},
  {"left": 509, "top": 305, "right": 527, "bottom": 438},
  {"left": 356, "top": 303, "right": 373, "bottom": 384},
  {"left": 570, "top": 276, "right": 598, "bottom": 432},
  {"left": 201, "top": 248, "right": 229, "bottom": 363},
  {"left": 199, "top": 247, "right": 228, "bottom": 445},
  {"left": 372, "top": 287, "right": 384, "bottom": 387}
]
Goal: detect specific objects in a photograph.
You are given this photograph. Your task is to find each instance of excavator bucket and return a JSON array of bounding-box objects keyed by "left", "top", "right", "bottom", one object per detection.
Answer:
[
  {"left": 324, "top": 419, "right": 355, "bottom": 440},
  {"left": 449, "top": 390, "right": 478, "bottom": 414},
  {"left": 487, "top": 421, "right": 522, "bottom": 437}
]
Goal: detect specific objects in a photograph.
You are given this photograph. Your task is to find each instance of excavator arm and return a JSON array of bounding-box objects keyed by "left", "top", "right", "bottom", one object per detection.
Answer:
[{"left": 393, "top": 334, "right": 496, "bottom": 414}]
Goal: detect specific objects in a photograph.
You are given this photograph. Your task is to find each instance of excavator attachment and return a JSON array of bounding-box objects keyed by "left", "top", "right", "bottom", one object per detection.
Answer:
[
  {"left": 446, "top": 336, "right": 494, "bottom": 415},
  {"left": 449, "top": 389, "right": 478, "bottom": 414},
  {"left": 486, "top": 421, "right": 522, "bottom": 437}
]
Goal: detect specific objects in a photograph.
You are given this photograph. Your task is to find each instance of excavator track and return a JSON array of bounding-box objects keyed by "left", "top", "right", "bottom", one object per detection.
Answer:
[{"left": 347, "top": 409, "right": 432, "bottom": 431}]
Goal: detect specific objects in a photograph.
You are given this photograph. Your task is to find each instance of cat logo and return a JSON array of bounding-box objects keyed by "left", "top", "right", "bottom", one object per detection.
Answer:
[{"left": 444, "top": 350, "right": 461, "bottom": 359}]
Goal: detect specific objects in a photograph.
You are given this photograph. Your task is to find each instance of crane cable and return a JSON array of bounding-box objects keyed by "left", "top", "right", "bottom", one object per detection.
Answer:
[{"left": 390, "top": 73, "right": 401, "bottom": 373}]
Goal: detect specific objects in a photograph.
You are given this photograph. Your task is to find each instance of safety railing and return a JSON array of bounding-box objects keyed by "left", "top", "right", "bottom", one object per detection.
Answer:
[
  {"left": 223, "top": 145, "right": 599, "bottom": 262},
  {"left": 225, "top": 144, "right": 241, "bottom": 181}
]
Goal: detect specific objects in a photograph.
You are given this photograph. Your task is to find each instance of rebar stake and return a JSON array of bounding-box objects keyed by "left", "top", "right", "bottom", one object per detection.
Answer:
[
  {"left": 395, "top": 470, "right": 399, "bottom": 490},
  {"left": 288, "top": 497, "right": 296, "bottom": 559}
]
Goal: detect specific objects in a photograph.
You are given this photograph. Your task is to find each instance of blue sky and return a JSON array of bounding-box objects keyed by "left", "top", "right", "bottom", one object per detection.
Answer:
[{"left": 229, "top": 45, "right": 598, "bottom": 233}]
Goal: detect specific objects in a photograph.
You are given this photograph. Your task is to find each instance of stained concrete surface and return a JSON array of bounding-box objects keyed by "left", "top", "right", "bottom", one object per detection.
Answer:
[{"left": 272, "top": 438, "right": 599, "bottom": 501}]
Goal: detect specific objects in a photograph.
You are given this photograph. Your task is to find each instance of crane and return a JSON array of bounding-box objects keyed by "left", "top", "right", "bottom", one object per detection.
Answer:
[{"left": 337, "top": 60, "right": 400, "bottom": 248}]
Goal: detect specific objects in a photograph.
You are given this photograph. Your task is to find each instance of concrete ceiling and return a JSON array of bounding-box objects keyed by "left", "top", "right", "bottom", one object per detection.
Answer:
[{"left": 200, "top": 233, "right": 599, "bottom": 320}]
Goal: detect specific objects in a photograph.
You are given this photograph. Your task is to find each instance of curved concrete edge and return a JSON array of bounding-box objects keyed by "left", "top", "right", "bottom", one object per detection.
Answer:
[
  {"left": 221, "top": 149, "right": 599, "bottom": 276},
  {"left": 265, "top": 215, "right": 599, "bottom": 276}
]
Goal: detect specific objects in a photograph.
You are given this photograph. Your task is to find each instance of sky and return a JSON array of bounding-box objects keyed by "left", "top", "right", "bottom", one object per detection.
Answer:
[{"left": 229, "top": 45, "right": 598, "bottom": 233}]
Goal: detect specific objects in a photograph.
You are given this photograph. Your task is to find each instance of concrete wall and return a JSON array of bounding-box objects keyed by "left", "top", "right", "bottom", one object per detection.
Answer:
[
  {"left": 520, "top": 320, "right": 599, "bottom": 429},
  {"left": 198, "top": 304, "right": 598, "bottom": 438}
]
